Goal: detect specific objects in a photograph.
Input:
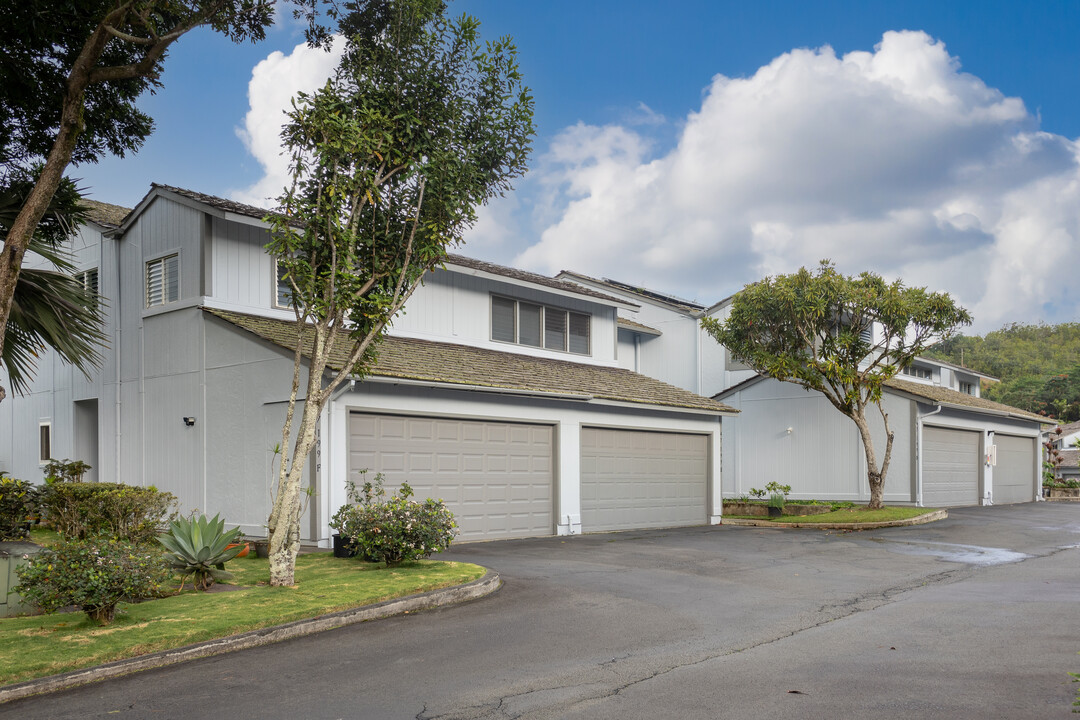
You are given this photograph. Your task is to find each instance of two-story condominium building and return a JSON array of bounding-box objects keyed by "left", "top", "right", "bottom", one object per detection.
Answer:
[
  {"left": 0, "top": 184, "right": 736, "bottom": 545},
  {"left": 556, "top": 276, "right": 1047, "bottom": 508}
]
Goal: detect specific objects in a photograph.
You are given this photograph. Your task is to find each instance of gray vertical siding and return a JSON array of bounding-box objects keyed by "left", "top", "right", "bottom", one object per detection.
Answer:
[{"left": 723, "top": 378, "right": 914, "bottom": 503}]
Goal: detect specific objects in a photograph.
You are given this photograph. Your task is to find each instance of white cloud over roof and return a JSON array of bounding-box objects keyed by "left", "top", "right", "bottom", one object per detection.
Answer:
[{"left": 514, "top": 30, "right": 1080, "bottom": 331}]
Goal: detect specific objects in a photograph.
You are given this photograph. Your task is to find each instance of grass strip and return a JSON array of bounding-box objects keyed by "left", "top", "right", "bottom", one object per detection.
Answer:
[
  {"left": 0, "top": 553, "right": 484, "bottom": 687},
  {"left": 765, "top": 506, "right": 939, "bottom": 523}
]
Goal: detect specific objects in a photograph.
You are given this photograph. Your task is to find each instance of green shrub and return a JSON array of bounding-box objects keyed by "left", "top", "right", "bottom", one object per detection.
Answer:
[
  {"left": 40, "top": 482, "right": 177, "bottom": 542},
  {"left": 158, "top": 514, "right": 245, "bottom": 591},
  {"left": 14, "top": 538, "right": 172, "bottom": 624},
  {"left": 42, "top": 458, "right": 91, "bottom": 483},
  {"left": 331, "top": 473, "right": 457, "bottom": 566},
  {"left": 0, "top": 475, "right": 35, "bottom": 541}
]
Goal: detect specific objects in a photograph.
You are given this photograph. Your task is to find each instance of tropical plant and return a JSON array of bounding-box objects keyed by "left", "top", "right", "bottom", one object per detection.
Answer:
[
  {"left": 0, "top": 177, "right": 107, "bottom": 395},
  {"left": 14, "top": 537, "right": 172, "bottom": 624},
  {"left": 42, "top": 457, "right": 92, "bottom": 483},
  {"left": 158, "top": 513, "right": 245, "bottom": 590},
  {"left": 330, "top": 473, "right": 456, "bottom": 567}
]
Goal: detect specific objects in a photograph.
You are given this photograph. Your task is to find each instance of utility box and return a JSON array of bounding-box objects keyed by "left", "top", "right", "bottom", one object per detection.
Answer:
[{"left": 0, "top": 541, "right": 43, "bottom": 618}]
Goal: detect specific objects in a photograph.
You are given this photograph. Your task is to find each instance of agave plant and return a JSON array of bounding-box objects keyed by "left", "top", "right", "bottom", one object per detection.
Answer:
[{"left": 158, "top": 514, "right": 245, "bottom": 591}]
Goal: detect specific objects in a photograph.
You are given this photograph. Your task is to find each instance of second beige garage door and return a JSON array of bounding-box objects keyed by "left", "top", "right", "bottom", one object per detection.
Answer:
[
  {"left": 347, "top": 413, "right": 553, "bottom": 541},
  {"left": 580, "top": 427, "right": 708, "bottom": 532},
  {"left": 994, "top": 434, "right": 1035, "bottom": 505}
]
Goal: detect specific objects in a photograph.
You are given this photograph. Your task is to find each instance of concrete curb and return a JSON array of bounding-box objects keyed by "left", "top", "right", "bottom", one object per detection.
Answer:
[
  {"left": 0, "top": 570, "right": 501, "bottom": 705},
  {"left": 721, "top": 509, "right": 948, "bottom": 530}
]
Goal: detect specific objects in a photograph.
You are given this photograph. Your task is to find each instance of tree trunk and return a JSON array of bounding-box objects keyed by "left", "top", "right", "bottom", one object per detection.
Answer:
[{"left": 852, "top": 412, "right": 886, "bottom": 509}]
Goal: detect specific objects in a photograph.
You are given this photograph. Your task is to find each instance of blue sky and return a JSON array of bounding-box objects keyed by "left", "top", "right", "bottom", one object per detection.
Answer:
[{"left": 74, "top": 1, "right": 1080, "bottom": 331}]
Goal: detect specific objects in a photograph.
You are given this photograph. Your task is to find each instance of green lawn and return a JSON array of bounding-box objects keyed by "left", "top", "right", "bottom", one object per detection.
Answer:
[
  {"left": 1, "top": 552, "right": 485, "bottom": 687},
  {"left": 752, "top": 506, "right": 940, "bottom": 523}
]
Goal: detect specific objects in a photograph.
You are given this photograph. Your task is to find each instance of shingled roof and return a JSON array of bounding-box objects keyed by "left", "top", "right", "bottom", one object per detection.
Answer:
[
  {"left": 151, "top": 183, "right": 304, "bottom": 228},
  {"left": 885, "top": 377, "right": 1048, "bottom": 423},
  {"left": 446, "top": 255, "right": 629, "bottom": 305},
  {"left": 205, "top": 308, "right": 735, "bottom": 414},
  {"left": 82, "top": 199, "right": 130, "bottom": 228}
]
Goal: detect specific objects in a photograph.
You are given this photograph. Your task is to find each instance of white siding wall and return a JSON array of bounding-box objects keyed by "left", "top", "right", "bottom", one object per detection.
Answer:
[{"left": 721, "top": 378, "right": 914, "bottom": 503}]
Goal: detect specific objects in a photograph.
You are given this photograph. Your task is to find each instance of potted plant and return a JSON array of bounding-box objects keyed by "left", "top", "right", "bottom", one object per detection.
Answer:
[{"left": 767, "top": 493, "right": 785, "bottom": 517}]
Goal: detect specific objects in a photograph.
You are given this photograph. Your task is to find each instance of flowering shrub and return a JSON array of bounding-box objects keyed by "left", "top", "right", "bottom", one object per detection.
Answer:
[
  {"left": 40, "top": 482, "right": 177, "bottom": 543},
  {"left": 330, "top": 473, "right": 456, "bottom": 566},
  {"left": 0, "top": 475, "right": 35, "bottom": 541},
  {"left": 14, "top": 538, "right": 172, "bottom": 624}
]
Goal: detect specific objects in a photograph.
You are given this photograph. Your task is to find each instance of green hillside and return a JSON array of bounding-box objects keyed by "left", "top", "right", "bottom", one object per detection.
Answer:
[{"left": 926, "top": 323, "right": 1080, "bottom": 422}]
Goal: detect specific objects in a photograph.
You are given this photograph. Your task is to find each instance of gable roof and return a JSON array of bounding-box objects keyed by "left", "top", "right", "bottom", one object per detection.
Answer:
[
  {"left": 715, "top": 372, "right": 1045, "bottom": 423},
  {"left": 447, "top": 256, "right": 634, "bottom": 308},
  {"left": 205, "top": 308, "right": 735, "bottom": 415},
  {"left": 911, "top": 355, "right": 998, "bottom": 381},
  {"left": 557, "top": 270, "right": 704, "bottom": 313},
  {"left": 884, "top": 377, "right": 1047, "bottom": 422},
  {"left": 118, "top": 183, "right": 304, "bottom": 233}
]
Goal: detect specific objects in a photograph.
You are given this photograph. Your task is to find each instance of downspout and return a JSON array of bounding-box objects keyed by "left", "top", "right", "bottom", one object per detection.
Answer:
[
  {"left": 114, "top": 233, "right": 122, "bottom": 485},
  {"left": 634, "top": 333, "right": 641, "bottom": 373},
  {"left": 915, "top": 404, "right": 943, "bottom": 507}
]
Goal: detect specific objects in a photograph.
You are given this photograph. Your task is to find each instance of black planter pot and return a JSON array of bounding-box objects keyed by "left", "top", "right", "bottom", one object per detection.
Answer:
[
  {"left": 767, "top": 506, "right": 783, "bottom": 518},
  {"left": 333, "top": 534, "right": 357, "bottom": 558},
  {"left": 253, "top": 540, "right": 270, "bottom": 559}
]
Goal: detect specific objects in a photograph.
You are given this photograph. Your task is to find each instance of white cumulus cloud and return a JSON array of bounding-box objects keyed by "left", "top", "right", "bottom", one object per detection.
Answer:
[
  {"left": 232, "top": 37, "right": 344, "bottom": 207},
  {"left": 515, "top": 30, "right": 1080, "bottom": 331}
]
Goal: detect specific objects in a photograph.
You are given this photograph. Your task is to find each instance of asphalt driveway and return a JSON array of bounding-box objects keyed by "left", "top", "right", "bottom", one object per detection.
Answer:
[{"left": 9, "top": 503, "right": 1080, "bottom": 719}]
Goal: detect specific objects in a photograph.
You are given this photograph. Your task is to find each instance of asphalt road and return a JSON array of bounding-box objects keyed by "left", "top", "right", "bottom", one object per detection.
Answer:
[{"left": 7, "top": 503, "right": 1080, "bottom": 719}]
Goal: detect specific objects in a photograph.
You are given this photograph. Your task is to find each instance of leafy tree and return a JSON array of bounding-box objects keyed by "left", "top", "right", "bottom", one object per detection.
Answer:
[
  {"left": 0, "top": 0, "right": 276, "bottom": 402},
  {"left": 264, "top": 0, "right": 534, "bottom": 586},
  {"left": 0, "top": 176, "right": 107, "bottom": 394},
  {"left": 702, "top": 262, "right": 971, "bottom": 509}
]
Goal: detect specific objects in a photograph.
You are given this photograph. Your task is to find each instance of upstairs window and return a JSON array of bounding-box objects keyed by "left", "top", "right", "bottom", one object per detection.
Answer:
[
  {"left": 275, "top": 259, "right": 293, "bottom": 309},
  {"left": 491, "top": 295, "right": 590, "bottom": 355},
  {"left": 39, "top": 422, "right": 51, "bottom": 464},
  {"left": 902, "top": 365, "right": 932, "bottom": 380},
  {"left": 146, "top": 254, "right": 179, "bottom": 308},
  {"left": 959, "top": 381, "right": 975, "bottom": 395}
]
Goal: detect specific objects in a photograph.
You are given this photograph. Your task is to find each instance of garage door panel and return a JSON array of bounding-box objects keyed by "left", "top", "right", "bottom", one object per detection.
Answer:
[
  {"left": 348, "top": 413, "right": 552, "bottom": 541},
  {"left": 581, "top": 427, "right": 708, "bottom": 532},
  {"left": 994, "top": 434, "right": 1035, "bottom": 504},
  {"left": 924, "top": 426, "right": 980, "bottom": 507}
]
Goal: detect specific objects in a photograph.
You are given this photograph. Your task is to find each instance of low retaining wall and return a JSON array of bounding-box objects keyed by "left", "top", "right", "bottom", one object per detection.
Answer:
[{"left": 722, "top": 502, "right": 835, "bottom": 517}]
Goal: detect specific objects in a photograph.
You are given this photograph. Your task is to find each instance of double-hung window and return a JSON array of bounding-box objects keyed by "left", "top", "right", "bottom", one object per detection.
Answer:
[
  {"left": 146, "top": 254, "right": 179, "bottom": 307},
  {"left": 492, "top": 296, "right": 590, "bottom": 355}
]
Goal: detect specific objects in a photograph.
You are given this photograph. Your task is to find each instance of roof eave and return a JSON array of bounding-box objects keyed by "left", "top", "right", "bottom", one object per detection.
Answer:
[{"left": 443, "top": 261, "right": 639, "bottom": 310}]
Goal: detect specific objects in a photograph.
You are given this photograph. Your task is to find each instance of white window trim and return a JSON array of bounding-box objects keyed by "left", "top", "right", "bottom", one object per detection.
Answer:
[
  {"left": 145, "top": 251, "right": 180, "bottom": 308},
  {"left": 38, "top": 421, "right": 52, "bottom": 465},
  {"left": 490, "top": 294, "right": 591, "bottom": 356}
]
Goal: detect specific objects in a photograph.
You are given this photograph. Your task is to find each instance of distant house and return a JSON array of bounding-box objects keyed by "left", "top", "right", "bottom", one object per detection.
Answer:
[{"left": 0, "top": 184, "right": 735, "bottom": 545}]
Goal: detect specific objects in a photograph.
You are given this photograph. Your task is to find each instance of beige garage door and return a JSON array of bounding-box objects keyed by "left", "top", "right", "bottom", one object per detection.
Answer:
[
  {"left": 347, "top": 413, "right": 553, "bottom": 541},
  {"left": 994, "top": 434, "right": 1035, "bottom": 505},
  {"left": 923, "top": 426, "right": 980, "bottom": 507},
  {"left": 580, "top": 427, "right": 708, "bottom": 532}
]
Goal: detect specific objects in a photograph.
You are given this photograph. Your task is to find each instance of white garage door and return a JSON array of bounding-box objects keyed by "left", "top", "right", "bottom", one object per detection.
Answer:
[
  {"left": 580, "top": 427, "right": 708, "bottom": 532},
  {"left": 994, "top": 434, "right": 1035, "bottom": 505},
  {"left": 347, "top": 413, "right": 553, "bottom": 541},
  {"left": 923, "top": 426, "right": 980, "bottom": 507}
]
